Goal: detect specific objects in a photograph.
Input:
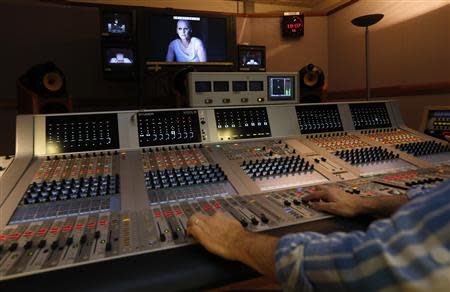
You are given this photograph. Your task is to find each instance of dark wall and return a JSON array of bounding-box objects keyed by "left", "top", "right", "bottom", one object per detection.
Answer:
[{"left": 0, "top": 1, "right": 140, "bottom": 108}]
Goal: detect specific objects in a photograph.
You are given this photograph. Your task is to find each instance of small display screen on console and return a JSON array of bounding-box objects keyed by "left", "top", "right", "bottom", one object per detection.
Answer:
[
  {"left": 350, "top": 103, "right": 392, "bottom": 130},
  {"left": 215, "top": 107, "right": 271, "bottom": 140},
  {"left": 268, "top": 76, "right": 295, "bottom": 100},
  {"left": 296, "top": 104, "right": 343, "bottom": 134},
  {"left": 137, "top": 110, "right": 201, "bottom": 146},
  {"left": 46, "top": 114, "right": 119, "bottom": 154}
]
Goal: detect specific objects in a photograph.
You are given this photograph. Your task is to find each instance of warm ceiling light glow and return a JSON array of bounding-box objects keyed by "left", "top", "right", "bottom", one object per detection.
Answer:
[{"left": 368, "top": 0, "right": 448, "bottom": 29}]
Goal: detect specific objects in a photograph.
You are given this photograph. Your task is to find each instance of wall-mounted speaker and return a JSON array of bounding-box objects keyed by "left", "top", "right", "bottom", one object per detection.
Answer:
[
  {"left": 299, "top": 63, "right": 325, "bottom": 103},
  {"left": 17, "top": 62, "right": 72, "bottom": 114}
]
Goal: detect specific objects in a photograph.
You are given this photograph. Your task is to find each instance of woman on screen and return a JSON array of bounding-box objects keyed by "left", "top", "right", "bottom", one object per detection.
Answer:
[{"left": 166, "top": 20, "right": 207, "bottom": 62}]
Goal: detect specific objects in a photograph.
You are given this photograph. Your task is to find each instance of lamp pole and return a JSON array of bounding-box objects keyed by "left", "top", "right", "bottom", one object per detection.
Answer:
[{"left": 351, "top": 14, "right": 384, "bottom": 100}]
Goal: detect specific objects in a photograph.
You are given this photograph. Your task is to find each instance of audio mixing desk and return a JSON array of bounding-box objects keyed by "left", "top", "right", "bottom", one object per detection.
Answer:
[{"left": 0, "top": 101, "right": 449, "bottom": 290}]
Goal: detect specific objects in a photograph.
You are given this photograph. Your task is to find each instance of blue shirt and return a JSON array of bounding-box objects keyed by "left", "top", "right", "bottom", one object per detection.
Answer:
[{"left": 275, "top": 180, "right": 450, "bottom": 291}]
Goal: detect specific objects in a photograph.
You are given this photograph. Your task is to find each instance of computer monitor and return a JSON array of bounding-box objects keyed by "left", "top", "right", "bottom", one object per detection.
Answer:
[
  {"left": 238, "top": 45, "right": 266, "bottom": 71},
  {"left": 143, "top": 10, "right": 236, "bottom": 65},
  {"left": 101, "top": 11, "right": 134, "bottom": 39}
]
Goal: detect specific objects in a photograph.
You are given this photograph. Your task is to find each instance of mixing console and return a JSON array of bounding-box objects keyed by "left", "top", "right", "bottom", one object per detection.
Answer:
[
  {"left": 0, "top": 100, "right": 449, "bottom": 286},
  {"left": 142, "top": 145, "right": 236, "bottom": 205},
  {"left": 361, "top": 128, "right": 422, "bottom": 144},
  {"left": 304, "top": 132, "right": 415, "bottom": 176},
  {"left": 361, "top": 128, "right": 450, "bottom": 165},
  {"left": 7, "top": 152, "right": 121, "bottom": 225},
  {"left": 420, "top": 107, "right": 450, "bottom": 140}
]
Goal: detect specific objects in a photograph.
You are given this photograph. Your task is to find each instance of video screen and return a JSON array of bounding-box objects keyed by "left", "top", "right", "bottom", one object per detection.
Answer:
[
  {"left": 46, "top": 114, "right": 120, "bottom": 154},
  {"left": 146, "top": 14, "right": 228, "bottom": 63},
  {"left": 105, "top": 48, "right": 134, "bottom": 66},
  {"left": 215, "top": 107, "right": 271, "bottom": 140},
  {"left": 102, "top": 12, "right": 132, "bottom": 35},
  {"left": 268, "top": 76, "right": 295, "bottom": 101},
  {"left": 137, "top": 110, "right": 201, "bottom": 147}
]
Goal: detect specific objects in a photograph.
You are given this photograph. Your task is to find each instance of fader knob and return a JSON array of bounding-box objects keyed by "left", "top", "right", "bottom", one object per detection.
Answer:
[
  {"left": 251, "top": 217, "right": 259, "bottom": 225},
  {"left": 8, "top": 242, "right": 18, "bottom": 252},
  {"left": 105, "top": 242, "right": 112, "bottom": 251},
  {"left": 38, "top": 240, "right": 46, "bottom": 248},
  {"left": 66, "top": 237, "right": 73, "bottom": 246},
  {"left": 80, "top": 234, "right": 87, "bottom": 244},
  {"left": 51, "top": 241, "right": 59, "bottom": 250},
  {"left": 239, "top": 218, "right": 248, "bottom": 227},
  {"left": 261, "top": 214, "right": 269, "bottom": 224},
  {"left": 24, "top": 241, "right": 33, "bottom": 250}
]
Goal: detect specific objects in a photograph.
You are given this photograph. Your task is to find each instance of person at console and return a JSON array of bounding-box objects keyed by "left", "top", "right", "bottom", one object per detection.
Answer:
[
  {"left": 187, "top": 181, "right": 450, "bottom": 291},
  {"left": 166, "top": 20, "right": 207, "bottom": 62}
]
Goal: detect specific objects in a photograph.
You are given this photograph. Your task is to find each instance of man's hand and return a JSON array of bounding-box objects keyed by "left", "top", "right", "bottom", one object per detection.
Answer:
[
  {"left": 303, "top": 185, "right": 409, "bottom": 218},
  {"left": 187, "top": 211, "right": 246, "bottom": 261},
  {"left": 302, "top": 185, "right": 364, "bottom": 218},
  {"left": 187, "top": 211, "right": 279, "bottom": 279}
]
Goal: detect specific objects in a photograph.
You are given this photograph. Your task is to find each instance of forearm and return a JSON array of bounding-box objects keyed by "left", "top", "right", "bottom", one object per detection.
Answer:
[
  {"left": 234, "top": 231, "right": 279, "bottom": 280},
  {"left": 358, "top": 194, "right": 408, "bottom": 217}
]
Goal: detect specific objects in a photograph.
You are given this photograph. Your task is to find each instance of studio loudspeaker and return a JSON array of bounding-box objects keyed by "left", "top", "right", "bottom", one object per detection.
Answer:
[
  {"left": 17, "top": 62, "right": 72, "bottom": 114},
  {"left": 299, "top": 63, "right": 325, "bottom": 103}
]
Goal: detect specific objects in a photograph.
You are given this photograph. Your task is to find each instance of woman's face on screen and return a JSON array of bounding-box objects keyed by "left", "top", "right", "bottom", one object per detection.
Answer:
[{"left": 176, "top": 20, "right": 191, "bottom": 40}]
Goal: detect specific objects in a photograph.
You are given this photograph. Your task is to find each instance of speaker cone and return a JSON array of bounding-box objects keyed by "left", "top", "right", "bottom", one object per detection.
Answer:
[{"left": 43, "top": 72, "right": 63, "bottom": 92}]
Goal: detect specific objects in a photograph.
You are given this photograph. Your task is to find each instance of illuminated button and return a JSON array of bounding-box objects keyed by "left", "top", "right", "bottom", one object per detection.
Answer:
[
  {"left": 241, "top": 98, "right": 248, "bottom": 103},
  {"left": 222, "top": 98, "right": 230, "bottom": 104},
  {"left": 204, "top": 99, "right": 212, "bottom": 104},
  {"left": 257, "top": 98, "right": 264, "bottom": 102}
]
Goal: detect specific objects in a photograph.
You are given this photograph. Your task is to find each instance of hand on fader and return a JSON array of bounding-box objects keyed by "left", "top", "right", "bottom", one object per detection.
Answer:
[
  {"left": 302, "top": 185, "right": 364, "bottom": 218},
  {"left": 187, "top": 211, "right": 247, "bottom": 261}
]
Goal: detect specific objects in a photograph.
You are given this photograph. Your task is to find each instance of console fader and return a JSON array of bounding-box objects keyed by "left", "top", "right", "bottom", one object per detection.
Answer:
[{"left": 0, "top": 100, "right": 449, "bottom": 283}]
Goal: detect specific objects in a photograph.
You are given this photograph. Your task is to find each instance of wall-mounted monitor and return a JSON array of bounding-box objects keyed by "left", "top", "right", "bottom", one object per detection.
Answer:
[
  {"left": 144, "top": 10, "right": 236, "bottom": 66},
  {"left": 238, "top": 45, "right": 266, "bottom": 72},
  {"left": 101, "top": 10, "right": 134, "bottom": 39},
  {"left": 102, "top": 46, "right": 136, "bottom": 79},
  {"left": 267, "top": 75, "right": 295, "bottom": 101}
]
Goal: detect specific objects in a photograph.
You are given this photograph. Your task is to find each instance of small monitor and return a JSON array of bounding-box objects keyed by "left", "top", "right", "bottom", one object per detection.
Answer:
[
  {"left": 238, "top": 45, "right": 266, "bottom": 71},
  {"left": 102, "top": 11, "right": 133, "bottom": 38},
  {"left": 102, "top": 46, "right": 136, "bottom": 79},
  {"left": 267, "top": 76, "right": 295, "bottom": 101},
  {"left": 104, "top": 47, "right": 135, "bottom": 69}
]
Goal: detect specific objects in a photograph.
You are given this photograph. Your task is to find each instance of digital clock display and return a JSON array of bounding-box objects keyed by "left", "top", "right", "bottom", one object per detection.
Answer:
[{"left": 282, "top": 15, "right": 304, "bottom": 38}]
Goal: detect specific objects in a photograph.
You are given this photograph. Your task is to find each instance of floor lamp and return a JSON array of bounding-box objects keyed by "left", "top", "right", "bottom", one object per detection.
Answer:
[{"left": 351, "top": 14, "right": 384, "bottom": 100}]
